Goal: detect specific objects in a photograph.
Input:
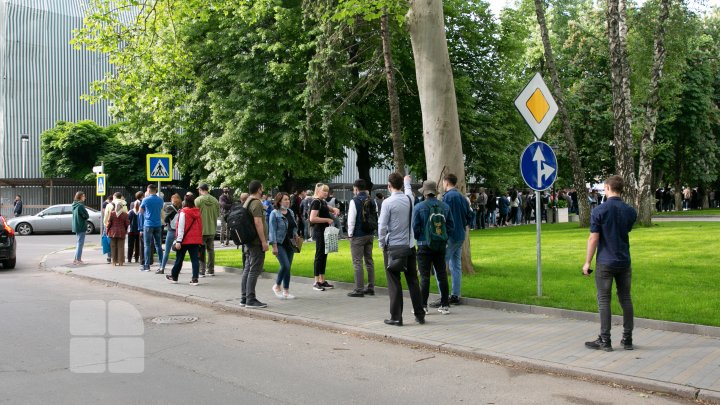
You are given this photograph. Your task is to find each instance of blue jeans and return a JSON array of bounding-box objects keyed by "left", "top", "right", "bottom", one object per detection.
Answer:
[
  {"left": 160, "top": 229, "right": 176, "bottom": 270},
  {"left": 143, "top": 226, "right": 164, "bottom": 269},
  {"left": 275, "top": 243, "right": 294, "bottom": 289},
  {"left": 445, "top": 239, "right": 463, "bottom": 297},
  {"left": 74, "top": 232, "right": 86, "bottom": 261}
]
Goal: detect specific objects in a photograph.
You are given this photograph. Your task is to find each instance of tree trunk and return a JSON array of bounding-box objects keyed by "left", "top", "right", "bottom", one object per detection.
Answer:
[
  {"left": 607, "top": 0, "right": 637, "bottom": 208},
  {"left": 533, "top": 0, "right": 590, "bottom": 228},
  {"left": 380, "top": 12, "right": 405, "bottom": 176},
  {"left": 407, "top": 0, "right": 474, "bottom": 274},
  {"left": 636, "top": 0, "right": 669, "bottom": 226}
]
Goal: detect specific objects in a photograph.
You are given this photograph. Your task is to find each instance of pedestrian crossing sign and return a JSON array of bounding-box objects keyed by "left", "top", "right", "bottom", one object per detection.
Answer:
[
  {"left": 146, "top": 154, "right": 173, "bottom": 182},
  {"left": 96, "top": 174, "right": 106, "bottom": 196}
]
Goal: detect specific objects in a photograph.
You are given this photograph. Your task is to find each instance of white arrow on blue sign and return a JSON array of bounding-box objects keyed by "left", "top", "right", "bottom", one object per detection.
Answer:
[{"left": 520, "top": 141, "right": 558, "bottom": 191}]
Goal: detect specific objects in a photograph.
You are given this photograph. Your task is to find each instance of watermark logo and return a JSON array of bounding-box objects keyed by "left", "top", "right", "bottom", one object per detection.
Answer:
[{"left": 69, "top": 300, "right": 144, "bottom": 373}]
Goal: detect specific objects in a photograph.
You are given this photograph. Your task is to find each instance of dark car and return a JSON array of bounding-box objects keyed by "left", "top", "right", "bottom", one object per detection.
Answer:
[{"left": 1, "top": 216, "right": 17, "bottom": 269}]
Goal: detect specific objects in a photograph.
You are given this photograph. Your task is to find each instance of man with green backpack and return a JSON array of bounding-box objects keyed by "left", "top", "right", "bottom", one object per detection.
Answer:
[{"left": 412, "top": 180, "right": 454, "bottom": 315}]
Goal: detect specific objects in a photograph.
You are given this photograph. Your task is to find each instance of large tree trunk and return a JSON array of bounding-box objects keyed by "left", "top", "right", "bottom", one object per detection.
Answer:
[
  {"left": 607, "top": 0, "right": 637, "bottom": 208},
  {"left": 533, "top": 0, "right": 590, "bottom": 227},
  {"left": 407, "top": 0, "right": 474, "bottom": 274},
  {"left": 636, "top": 0, "right": 669, "bottom": 226},
  {"left": 380, "top": 12, "right": 405, "bottom": 175},
  {"left": 355, "top": 142, "right": 373, "bottom": 190}
]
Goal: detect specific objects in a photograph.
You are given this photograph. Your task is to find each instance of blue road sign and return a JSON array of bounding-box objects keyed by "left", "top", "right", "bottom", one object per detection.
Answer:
[
  {"left": 520, "top": 141, "right": 557, "bottom": 191},
  {"left": 146, "top": 154, "right": 172, "bottom": 181}
]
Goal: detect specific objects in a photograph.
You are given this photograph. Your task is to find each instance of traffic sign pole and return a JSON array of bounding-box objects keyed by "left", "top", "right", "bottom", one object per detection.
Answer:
[{"left": 536, "top": 190, "right": 542, "bottom": 297}]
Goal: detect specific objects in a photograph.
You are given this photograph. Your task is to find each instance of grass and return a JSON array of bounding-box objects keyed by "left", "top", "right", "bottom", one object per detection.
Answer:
[
  {"left": 653, "top": 208, "right": 720, "bottom": 216},
  {"left": 215, "top": 222, "right": 720, "bottom": 327}
]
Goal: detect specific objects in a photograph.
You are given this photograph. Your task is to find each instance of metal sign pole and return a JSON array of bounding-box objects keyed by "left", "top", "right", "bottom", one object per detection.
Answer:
[{"left": 536, "top": 189, "right": 542, "bottom": 297}]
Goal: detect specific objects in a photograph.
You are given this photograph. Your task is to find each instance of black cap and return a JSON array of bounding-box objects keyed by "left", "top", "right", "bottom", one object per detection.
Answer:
[{"left": 198, "top": 184, "right": 210, "bottom": 191}]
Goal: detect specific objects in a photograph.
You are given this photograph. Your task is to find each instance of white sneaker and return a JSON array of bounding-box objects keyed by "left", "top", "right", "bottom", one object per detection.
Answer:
[
  {"left": 438, "top": 306, "right": 450, "bottom": 315},
  {"left": 283, "top": 293, "right": 295, "bottom": 300},
  {"left": 272, "top": 286, "right": 283, "bottom": 298}
]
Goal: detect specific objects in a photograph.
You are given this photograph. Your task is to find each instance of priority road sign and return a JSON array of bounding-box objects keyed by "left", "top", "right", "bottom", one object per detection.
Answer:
[
  {"left": 96, "top": 174, "right": 106, "bottom": 196},
  {"left": 520, "top": 141, "right": 558, "bottom": 191},
  {"left": 514, "top": 73, "right": 559, "bottom": 140},
  {"left": 146, "top": 154, "right": 173, "bottom": 182}
]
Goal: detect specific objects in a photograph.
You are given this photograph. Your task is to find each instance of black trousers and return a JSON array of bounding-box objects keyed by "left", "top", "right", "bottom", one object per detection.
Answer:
[
  {"left": 313, "top": 229, "right": 327, "bottom": 276},
  {"left": 417, "top": 246, "right": 449, "bottom": 307},
  {"left": 383, "top": 247, "right": 424, "bottom": 322}
]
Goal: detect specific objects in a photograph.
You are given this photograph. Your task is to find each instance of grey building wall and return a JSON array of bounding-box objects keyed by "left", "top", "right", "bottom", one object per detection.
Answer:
[{"left": 0, "top": 0, "right": 111, "bottom": 179}]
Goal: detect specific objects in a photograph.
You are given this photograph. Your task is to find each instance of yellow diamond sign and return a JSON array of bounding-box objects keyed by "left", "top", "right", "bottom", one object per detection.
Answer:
[
  {"left": 514, "top": 73, "right": 558, "bottom": 139},
  {"left": 526, "top": 89, "right": 550, "bottom": 123}
]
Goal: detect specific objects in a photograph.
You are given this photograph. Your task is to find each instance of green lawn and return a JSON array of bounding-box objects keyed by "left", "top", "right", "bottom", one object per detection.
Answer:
[
  {"left": 216, "top": 222, "right": 720, "bottom": 326},
  {"left": 654, "top": 208, "right": 720, "bottom": 216}
]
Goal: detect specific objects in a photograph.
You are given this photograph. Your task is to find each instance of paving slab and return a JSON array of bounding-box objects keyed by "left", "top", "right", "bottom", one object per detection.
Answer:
[{"left": 40, "top": 247, "right": 720, "bottom": 403}]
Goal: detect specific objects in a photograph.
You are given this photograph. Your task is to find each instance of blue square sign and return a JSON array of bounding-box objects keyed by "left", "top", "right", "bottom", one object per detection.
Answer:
[{"left": 146, "top": 154, "right": 173, "bottom": 181}]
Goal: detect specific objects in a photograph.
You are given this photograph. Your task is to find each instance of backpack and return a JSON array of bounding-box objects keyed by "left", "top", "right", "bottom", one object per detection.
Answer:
[
  {"left": 227, "top": 198, "right": 259, "bottom": 245},
  {"left": 359, "top": 197, "right": 378, "bottom": 233},
  {"left": 424, "top": 203, "right": 448, "bottom": 251}
]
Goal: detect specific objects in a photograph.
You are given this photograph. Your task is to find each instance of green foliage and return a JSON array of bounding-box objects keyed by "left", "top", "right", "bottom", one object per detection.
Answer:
[{"left": 40, "top": 121, "right": 152, "bottom": 185}]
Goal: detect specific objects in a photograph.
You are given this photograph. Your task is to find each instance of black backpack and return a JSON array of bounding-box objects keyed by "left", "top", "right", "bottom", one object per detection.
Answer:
[
  {"left": 359, "top": 197, "right": 378, "bottom": 233},
  {"left": 227, "top": 199, "right": 258, "bottom": 245}
]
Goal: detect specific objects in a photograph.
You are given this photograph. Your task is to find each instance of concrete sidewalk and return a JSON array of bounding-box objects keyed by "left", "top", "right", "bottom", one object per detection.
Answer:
[{"left": 41, "top": 247, "right": 720, "bottom": 403}]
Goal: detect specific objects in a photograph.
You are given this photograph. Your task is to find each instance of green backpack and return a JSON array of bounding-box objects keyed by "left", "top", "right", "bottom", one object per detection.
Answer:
[{"left": 424, "top": 203, "right": 448, "bottom": 251}]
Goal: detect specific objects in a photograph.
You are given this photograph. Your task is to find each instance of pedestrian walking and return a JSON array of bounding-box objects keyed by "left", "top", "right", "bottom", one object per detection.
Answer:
[
  {"left": 379, "top": 173, "right": 425, "bottom": 326},
  {"left": 106, "top": 195, "right": 129, "bottom": 266},
  {"left": 195, "top": 184, "right": 220, "bottom": 277},
  {"left": 583, "top": 175, "right": 637, "bottom": 352},
  {"left": 240, "top": 180, "right": 270, "bottom": 308},
  {"left": 13, "top": 195, "right": 22, "bottom": 217},
  {"left": 71, "top": 192, "right": 89, "bottom": 265},
  {"left": 437, "top": 173, "right": 471, "bottom": 307},
  {"left": 158, "top": 193, "right": 182, "bottom": 273},
  {"left": 101, "top": 195, "right": 113, "bottom": 263},
  {"left": 346, "top": 179, "right": 377, "bottom": 298},
  {"left": 413, "top": 180, "right": 453, "bottom": 315},
  {"left": 219, "top": 187, "right": 233, "bottom": 246},
  {"left": 127, "top": 200, "right": 142, "bottom": 263},
  {"left": 308, "top": 183, "right": 340, "bottom": 291},
  {"left": 139, "top": 184, "right": 164, "bottom": 272},
  {"left": 268, "top": 193, "right": 299, "bottom": 300},
  {"left": 166, "top": 194, "right": 203, "bottom": 285}
]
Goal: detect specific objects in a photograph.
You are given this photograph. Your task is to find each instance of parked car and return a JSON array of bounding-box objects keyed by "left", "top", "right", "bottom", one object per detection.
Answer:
[
  {"left": 1, "top": 216, "right": 17, "bottom": 268},
  {"left": 7, "top": 204, "right": 102, "bottom": 236}
]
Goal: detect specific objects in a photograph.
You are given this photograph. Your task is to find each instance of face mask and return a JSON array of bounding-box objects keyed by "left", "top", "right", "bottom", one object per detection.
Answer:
[{"left": 281, "top": 203, "right": 290, "bottom": 210}]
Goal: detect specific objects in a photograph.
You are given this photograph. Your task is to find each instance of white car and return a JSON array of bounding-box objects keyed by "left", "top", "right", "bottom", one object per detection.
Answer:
[{"left": 7, "top": 204, "right": 102, "bottom": 235}]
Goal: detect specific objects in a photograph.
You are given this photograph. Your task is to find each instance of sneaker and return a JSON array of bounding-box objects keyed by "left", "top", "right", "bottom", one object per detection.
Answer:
[
  {"left": 155, "top": 269, "right": 164, "bottom": 274},
  {"left": 239, "top": 298, "right": 247, "bottom": 307},
  {"left": 363, "top": 287, "right": 375, "bottom": 296},
  {"left": 438, "top": 306, "right": 450, "bottom": 315},
  {"left": 272, "top": 286, "right": 283, "bottom": 298},
  {"left": 283, "top": 293, "right": 295, "bottom": 300},
  {"left": 423, "top": 305, "right": 429, "bottom": 314},
  {"left": 321, "top": 281, "right": 334, "bottom": 289},
  {"left": 189, "top": 279, "right": 199, "bottom": 286},
  {"left": 620, "top": 336, "right": 634, "bottom": 350},
  {"left": 428, "top": 299, "right": 443, "bottom": 308},
  {"left": 207, "top": 271, "right": 215, "bottom": 277},
  {"left": 585, "top": 336, "right": 613, "bottom": 352},
  {"left": 139, "top": 266, "right": 150, "bottom": 272},
  {"left": 347, "top": 289, "right": 364, "bottom": 298},
  {"left": 106, "top": 257, "right": 111, "bottom": 263},
  {"left": 246, "top": 299, "right": 267, "bottom": 308},
  {"left": 166, "top": 275, "right": 178, "bottom": 284},
  {"left": 199, "top": 273, "right": 206, "bottom": 278},
  {"left": 312, "top": 282, "right": 326, "bottom": 291},
  {"left": 449, "top": 295, "right": 461, "bottom": 305}
]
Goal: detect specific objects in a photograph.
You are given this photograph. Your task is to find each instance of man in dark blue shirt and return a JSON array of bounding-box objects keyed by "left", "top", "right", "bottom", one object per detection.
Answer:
[{"left": 583, "top": 175, "right": 637, "bottom": 352}]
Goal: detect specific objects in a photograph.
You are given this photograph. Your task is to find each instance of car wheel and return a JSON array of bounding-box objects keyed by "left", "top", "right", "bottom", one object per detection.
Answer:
[
  {"left": 86, "top": 221, "right": 96, "bottom": 234},
  {"left": 16, "top": 222, "right": 33, "bottom": 236},
  {"left": 3, "top": 258, "right": 16, "bottom": 269}
]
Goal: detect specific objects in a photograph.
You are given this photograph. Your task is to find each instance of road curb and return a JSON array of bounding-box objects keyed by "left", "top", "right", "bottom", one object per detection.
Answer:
[{"left": 38, "top": 251, "right": 719, "bottom": 403}]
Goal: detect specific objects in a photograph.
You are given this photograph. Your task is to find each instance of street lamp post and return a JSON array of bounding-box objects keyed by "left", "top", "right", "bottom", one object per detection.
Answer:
[{"left": 20, "top": 134, "right": 29, "bottom": 179}]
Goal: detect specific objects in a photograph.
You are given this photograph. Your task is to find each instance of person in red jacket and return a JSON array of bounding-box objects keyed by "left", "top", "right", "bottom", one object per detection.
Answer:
[{"left": 166, "top": 194, "right": 203, "bottom": 285}]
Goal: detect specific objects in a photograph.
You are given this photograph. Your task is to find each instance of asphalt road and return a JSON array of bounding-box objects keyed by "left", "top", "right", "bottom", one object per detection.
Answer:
[{"left": 0, "top": 234, "right": 690, "bottom": 405}]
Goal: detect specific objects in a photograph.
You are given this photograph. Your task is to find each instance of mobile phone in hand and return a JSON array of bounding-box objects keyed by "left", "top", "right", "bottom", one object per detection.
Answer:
[{"left": 583, "top": 268, "right": 594, "bottom": 275}]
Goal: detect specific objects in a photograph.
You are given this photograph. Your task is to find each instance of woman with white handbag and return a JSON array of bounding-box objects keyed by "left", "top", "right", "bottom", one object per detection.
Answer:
[{"left": 308, "top": 183, "right": 340, "bottom": 291}]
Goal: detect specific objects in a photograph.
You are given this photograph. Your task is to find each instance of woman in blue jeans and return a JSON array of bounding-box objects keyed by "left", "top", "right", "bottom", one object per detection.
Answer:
[
  {"left": 158, "top": 193, "right": 182, "bottom": 274},
  {"left": 268, "top": 193, "right": 299, "bottom": 299},
  {"left": 71, "top": 191, "right": 89, "bottom": 265}
]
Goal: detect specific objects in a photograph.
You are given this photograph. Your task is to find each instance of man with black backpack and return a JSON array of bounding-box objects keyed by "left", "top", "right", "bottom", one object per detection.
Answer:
[
  {"left": 346, "top": 179, "right": 377, "bottom": 297},
  {"left": 413, "top": 180, "right": 454, "bottom": 315}
]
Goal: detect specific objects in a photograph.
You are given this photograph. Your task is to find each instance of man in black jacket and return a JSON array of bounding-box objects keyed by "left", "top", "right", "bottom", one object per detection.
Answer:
[{"left": 219, "top": 187, "right": 233, "bottom": 247}]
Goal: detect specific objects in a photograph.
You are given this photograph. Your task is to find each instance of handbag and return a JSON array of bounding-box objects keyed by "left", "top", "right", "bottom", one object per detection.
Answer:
[
  {"left": 324, "top": 226, "right": 339, "bottom": 254},
  {"left": 101, "top": 234, "right": 111, "bottom": 255},
  {"left": 291, "top": 235, "right": 303, "bottom": 253},
  {"left": 385, "top": 196, "right": 414, "bottom": 273}
]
